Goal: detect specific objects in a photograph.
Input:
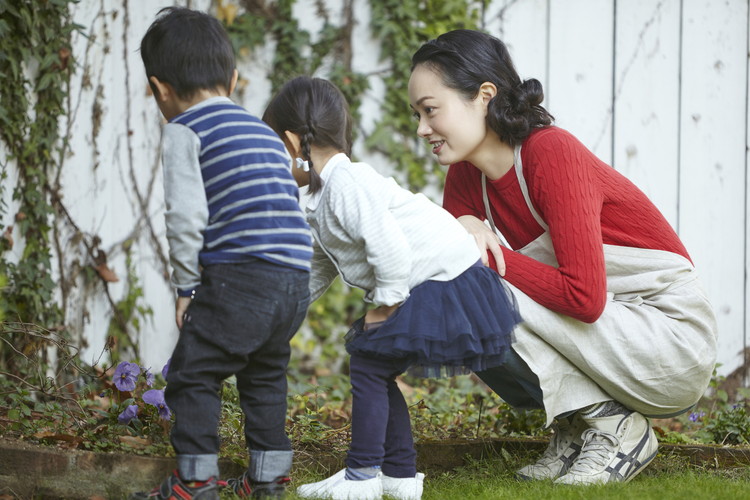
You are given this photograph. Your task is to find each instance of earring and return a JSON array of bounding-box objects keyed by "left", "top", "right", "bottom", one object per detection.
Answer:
[{"left": 295, "top": 157, "right": 310, "bottom": 172}]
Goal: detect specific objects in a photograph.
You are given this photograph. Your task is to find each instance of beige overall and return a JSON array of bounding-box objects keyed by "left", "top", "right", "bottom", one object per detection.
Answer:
[{"left": 482, "top": 147, "right": 718, "bottom": 426}]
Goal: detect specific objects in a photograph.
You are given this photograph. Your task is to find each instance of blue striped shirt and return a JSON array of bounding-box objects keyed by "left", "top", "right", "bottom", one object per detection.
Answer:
[{"left": 164, "top": 97, "right": 311, "bottom": 293}]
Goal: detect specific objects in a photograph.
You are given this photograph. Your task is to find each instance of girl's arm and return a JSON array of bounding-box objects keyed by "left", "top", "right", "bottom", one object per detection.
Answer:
[
  {"left": 309, "top": 243, "right": 340, "bottom": 303},
  {"left": 332, "top": 173, "right": 412, "bottom": 306}
]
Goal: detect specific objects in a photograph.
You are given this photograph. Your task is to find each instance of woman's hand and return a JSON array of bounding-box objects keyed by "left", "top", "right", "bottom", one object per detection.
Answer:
[
  {"left": 365, "top": 303, "right": 400, "bottom": 326},
  {"left": 457, "top": 215, "right": 506, "bottom": 275}
]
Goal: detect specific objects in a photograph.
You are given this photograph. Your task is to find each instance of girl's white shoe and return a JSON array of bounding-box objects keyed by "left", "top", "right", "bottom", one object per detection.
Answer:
[
  {"left": 296, "top": 468, "right": 383, "bottom": 500},
  {"left": 381, "top": 473, "right": 424, "bottom": 500}
]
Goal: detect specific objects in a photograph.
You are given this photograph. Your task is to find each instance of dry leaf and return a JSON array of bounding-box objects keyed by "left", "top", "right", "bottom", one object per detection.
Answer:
[
  {"left": 34, "top": 431, "right": 84, "bottom": 449},
  {"left": 119, "top": 435, "right": 152, "bottom": 449},
  {"left": 94, "top": 262, "right": 119, "bottom": 282}
]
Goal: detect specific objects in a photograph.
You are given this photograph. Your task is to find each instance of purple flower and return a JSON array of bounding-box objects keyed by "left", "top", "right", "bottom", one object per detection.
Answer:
[
  {"left": 118, "top": 404, "right": 138, "bottom": 424},
  {"left": 144, "top": 369, "right": 155, "bottom": 387},
  {"left": 161, "top": 358, "right": 171, "bottom": 381},
  {"left": 689, "top": 411, "right": 706, "bottom": 422},
  {"left": 143, "top": 389, "right": 171, "bottom": 420},
  {"left": 113, "top": 361, "right": 141, "bottom": 392}
]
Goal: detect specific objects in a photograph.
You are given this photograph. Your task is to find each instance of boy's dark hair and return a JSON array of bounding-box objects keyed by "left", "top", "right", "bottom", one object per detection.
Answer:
[
  {"left": 140, "top": 7, "right": 235, "bottom": 100},
  {"left": 263, "top": 76, "right": 353, "bottom": 195},
  {"left": 412, "top": 29, "right": 553, "bottom": 147}
]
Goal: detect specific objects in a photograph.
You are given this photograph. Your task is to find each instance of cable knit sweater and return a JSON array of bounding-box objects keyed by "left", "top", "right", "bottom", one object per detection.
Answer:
[
  {"left": 443, "top": 126, "right": 690, "bottom": 323},
  {"left": 306, "top": 153, "right": 480, "bottom": 306}
]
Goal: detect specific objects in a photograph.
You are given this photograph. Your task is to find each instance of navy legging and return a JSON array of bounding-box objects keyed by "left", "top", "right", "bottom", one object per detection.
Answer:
[{"left": 345, "top": 354, "right": 416, "bottom": 478}]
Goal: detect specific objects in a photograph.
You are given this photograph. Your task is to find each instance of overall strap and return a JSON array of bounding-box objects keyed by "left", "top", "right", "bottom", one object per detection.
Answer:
[
  {"left": 481, "top": 144, "right": 549, "bottom": 241},
  {"left": 513, "top": 145, "right": 548, "bottom": 231}
]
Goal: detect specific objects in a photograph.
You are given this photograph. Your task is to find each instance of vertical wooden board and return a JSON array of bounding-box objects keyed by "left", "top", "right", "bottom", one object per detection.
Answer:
[
  {"left": 613, "top": 0, "right": 681, "bottom": 226},
  {"left": 484, "top": 0, "right": 549, "bottom": 86},
  {"left": 745, "top": 0, "right": 750, "bottom": 383},
  {"left": 64, "top": 0, "right": 180, "bottom": 367},
  {"left": 547, "top": 0, "right": 615, "bottom": 162},
  {"left": 680, "top": 0, "right": 748, "bottom": 376}
]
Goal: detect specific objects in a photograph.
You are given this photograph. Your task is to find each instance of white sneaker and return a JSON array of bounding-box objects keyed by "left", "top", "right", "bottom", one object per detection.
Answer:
[
  {"left": 296, "top": 468, "right": 383, "bottom": 500},
  {"left": 555, "top": 411, "right": 658, "bottom": 485},
  {"left": 516, "top": 413, "right": 587, "bottom": 480},
  {"left": 381, "top": 473, "right": 424, "bottom": 500}
]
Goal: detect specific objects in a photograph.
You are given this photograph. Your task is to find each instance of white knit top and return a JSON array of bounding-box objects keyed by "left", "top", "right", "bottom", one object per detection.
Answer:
[{"left": 306, "top": 153, "right": 480, "bottom": 306}]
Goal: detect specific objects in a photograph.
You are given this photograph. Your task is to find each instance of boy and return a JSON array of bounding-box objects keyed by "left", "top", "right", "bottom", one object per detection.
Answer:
[{"left": 134, "top": 7, "right": 312, "bottom": 499}]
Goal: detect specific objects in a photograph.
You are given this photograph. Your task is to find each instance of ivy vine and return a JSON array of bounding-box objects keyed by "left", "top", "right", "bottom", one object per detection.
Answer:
[
  {"left": 0, "top": 0, "right": 485, "bottom": 382},
  {"left": 0, "top": 1, "right": 151, "bottom": 381},
  {"left": 368, "top": 0, "right": 483, "bottom": 189},
  {"left": 0, "top": 0, "right": 79, "bottom": 380}
]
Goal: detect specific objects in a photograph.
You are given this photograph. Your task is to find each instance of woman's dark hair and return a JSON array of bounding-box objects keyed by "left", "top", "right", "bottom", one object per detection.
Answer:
[
  {"left": 411, "top": 29, "right": 553, "bottom": 146},
  {"left": 263, "top": 76, "right": 353, "bottom": 195},
  {"left": 140, "top": 7, "right": 235, "bottom": 100}
]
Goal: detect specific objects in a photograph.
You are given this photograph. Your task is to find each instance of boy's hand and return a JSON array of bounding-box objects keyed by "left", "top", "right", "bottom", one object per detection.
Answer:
[{"left": 175, "top": 296, "right": 191, "bottom": 329}]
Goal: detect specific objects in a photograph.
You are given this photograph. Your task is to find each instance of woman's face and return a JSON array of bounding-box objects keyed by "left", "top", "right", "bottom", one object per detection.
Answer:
[{"left": 408, "top": 64, "right": 490, "bottom": 166}]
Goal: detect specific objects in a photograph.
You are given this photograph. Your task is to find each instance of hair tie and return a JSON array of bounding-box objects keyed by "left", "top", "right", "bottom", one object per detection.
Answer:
[{"left": 295, "top": 157, "right": 310, "bottom": 172}]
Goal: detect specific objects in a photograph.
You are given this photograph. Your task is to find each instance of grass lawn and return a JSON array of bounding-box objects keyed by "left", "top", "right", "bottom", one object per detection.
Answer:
[{"left": 241, "top": 451, "right": 750, "bottom": 500}]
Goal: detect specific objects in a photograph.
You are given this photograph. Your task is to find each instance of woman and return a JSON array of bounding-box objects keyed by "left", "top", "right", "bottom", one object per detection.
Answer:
[{"left": 408, "top": 29, "right": 717, "bottom": 485}]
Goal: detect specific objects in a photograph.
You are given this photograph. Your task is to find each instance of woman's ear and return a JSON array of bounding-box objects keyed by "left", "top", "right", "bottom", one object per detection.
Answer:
[
  {"left": 284, "top": 130, "right": 302, "bottom": 158},
  {"left": 477, "top": 81, "right": 497, "bottom": 105}
]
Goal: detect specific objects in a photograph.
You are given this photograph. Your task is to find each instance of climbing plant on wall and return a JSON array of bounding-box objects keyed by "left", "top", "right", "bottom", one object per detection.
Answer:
[
  {"left": 368, "top": 0, "right": 483, "bottom": 189},
  {"left": 0, "top": 0, "right": 485, "bottom": 381},
  {"left": 0, "top": 0, "right": 79, "bottom": 380}
]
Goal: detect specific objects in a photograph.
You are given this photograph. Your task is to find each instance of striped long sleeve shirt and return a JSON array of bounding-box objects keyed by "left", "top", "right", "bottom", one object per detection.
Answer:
[{"left": 162, "top": 97, "right": 312, "bottom": 295}]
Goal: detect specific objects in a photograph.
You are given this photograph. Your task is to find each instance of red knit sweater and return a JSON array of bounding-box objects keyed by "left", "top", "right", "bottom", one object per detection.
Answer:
[{"left": 443, "top": 126, "right": 690, "bottom": 323}]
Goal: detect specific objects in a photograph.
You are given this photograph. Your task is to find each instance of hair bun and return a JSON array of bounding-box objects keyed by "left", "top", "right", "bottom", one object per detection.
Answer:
[{"left": 518, "top": 79, "right": 544, "bottom": 108}]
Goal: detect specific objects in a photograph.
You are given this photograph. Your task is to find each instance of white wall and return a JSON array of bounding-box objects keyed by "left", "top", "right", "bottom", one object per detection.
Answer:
[{"left": 2, "top": 0, "right": 747, "bottom": 378}]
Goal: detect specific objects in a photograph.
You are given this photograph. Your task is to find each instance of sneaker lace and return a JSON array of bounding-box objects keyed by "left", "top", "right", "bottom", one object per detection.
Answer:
[
  {"left": 567, "top": 428, "right": 619, "bottom": 473},
  {"left": 537, "top": 421, "right": 576, "bottom": 464}
]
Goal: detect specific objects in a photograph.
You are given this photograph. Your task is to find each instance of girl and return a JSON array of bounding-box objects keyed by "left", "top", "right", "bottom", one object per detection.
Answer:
[
  {"left": 408, "top": 29, "right": 717, "bottom": 485},
  {"left": 262, "top": 76, "right": 522, "bottom": 500}
]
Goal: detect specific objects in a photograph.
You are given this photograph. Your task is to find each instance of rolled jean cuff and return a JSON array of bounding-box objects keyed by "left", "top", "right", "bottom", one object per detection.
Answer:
[
  {"left": 177, "top": 453, "right": 219, "bottom": 481},
  {"left": 250, "top": 449, "right": 293, "bottom": 482}
]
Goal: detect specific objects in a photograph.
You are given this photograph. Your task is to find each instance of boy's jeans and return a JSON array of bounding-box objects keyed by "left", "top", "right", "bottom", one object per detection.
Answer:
[{"left": 165, "top": 260, "right": 310, "bottom": 481}]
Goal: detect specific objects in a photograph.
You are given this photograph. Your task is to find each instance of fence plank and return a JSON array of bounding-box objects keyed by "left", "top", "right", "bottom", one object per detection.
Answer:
[
  {"left": 613, "top": 0, "right": 681, "bottom": 225},
  {"left": 484, "top": 0, "right": 549, "bottom": 87},
  {"left": 548, "top": 0, "right": 615, "bottom": 162},
  {"left": 679, "top": 0, "right": 748, "bottom": 375}
]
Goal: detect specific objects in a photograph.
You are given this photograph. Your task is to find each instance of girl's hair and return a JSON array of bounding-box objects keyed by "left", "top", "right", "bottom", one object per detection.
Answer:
[
  {"left": 411, "top": 29, "right": 553, "bottom": 146},
  {"left": 140, "top": 7, "right": 235, "bottom": 100},
  {"left": 263, "top": 76, "right": 353, "bottom": 195}
]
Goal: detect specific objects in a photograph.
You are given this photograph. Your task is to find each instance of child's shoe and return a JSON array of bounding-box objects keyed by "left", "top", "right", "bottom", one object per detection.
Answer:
[
  {"left": 129, "top": 470, "right": 219, "bottom": 499},
  {"left": 296, "top": 468, "right": 383, "bottom": 500},
  {"left": 381, "top": 473, "right": 424, "bottom": 500},
  {"left": 224, "top": 470, "right": 291, "bottom": 498}
]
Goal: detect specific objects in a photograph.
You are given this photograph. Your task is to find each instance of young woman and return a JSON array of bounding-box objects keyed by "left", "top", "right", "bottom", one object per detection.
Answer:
[
  {"left": 262, "top": 76, "right": 521, "bottom": 500},
  {"left": 408, "top": 29, "right": 717, "bottom": 485}
]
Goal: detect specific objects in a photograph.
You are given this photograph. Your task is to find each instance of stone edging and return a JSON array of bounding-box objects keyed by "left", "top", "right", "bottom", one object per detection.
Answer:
[{"left": 1, "top": 437, "right": 748, "bottom": 499}]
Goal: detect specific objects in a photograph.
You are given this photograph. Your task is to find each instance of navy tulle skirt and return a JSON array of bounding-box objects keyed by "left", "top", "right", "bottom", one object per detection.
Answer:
[{"left": 344, "top": 261, "right": 522, "bottom": 377}]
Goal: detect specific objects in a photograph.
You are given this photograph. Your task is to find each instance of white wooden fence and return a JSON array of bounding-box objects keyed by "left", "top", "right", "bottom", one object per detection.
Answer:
[{"left": 1, "top": 0, "right": 747, "bottom": 381}]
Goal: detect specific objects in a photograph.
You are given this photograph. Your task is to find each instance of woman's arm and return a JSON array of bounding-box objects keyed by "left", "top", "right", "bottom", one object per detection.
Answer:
[
  {"left": 503, "top": 132, "right": 608, "bottom": 322},
  {"left": 443, "top": 133, "right": 608, "bottom": 323}
]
